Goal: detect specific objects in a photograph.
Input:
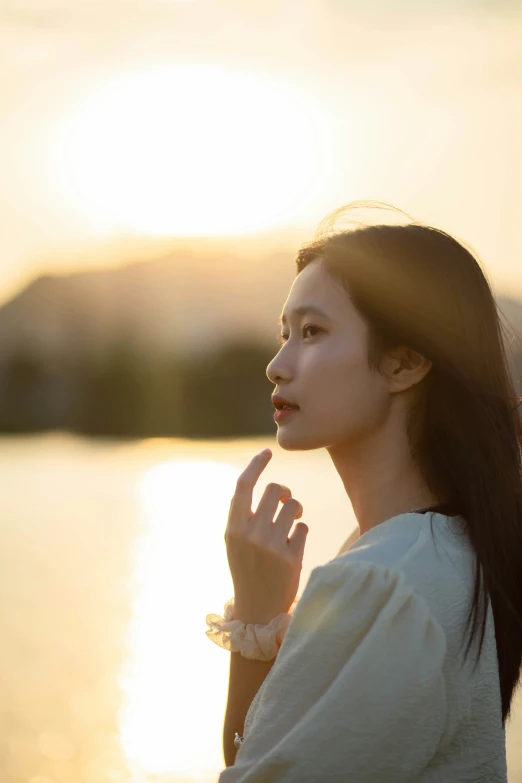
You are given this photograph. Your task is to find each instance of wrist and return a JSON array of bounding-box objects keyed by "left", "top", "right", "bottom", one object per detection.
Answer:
[{"left": 232, "top": 606, "right": 277, "bottom": 626}]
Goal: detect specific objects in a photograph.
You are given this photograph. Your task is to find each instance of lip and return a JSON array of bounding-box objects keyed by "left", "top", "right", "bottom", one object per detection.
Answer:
[
  {"left": 272, "top": 394, "right": 298, "bottom": 409},
  {"left": 274, "top": 407, "right": 299, "bottom": 422}
]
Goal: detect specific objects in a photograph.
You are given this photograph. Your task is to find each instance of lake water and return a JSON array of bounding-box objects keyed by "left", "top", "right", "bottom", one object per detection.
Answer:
[{"left": 0, "top": 433, "right": 520, "bottom": 783}]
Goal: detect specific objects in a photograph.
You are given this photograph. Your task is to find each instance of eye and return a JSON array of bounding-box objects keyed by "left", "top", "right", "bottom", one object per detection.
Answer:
[{"left": 276, "top": 324, "right": 323, "bottom": 346}]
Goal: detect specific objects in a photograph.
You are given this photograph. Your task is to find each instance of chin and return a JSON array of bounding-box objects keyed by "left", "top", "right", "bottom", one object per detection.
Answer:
[{"left": 276, "top": 430, "right": 323, "bottom": 452}]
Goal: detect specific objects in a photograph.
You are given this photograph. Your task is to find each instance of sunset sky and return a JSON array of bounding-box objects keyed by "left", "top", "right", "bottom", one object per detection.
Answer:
[{"left": 1, "top": 0, "right": 521, "bottom": 305}]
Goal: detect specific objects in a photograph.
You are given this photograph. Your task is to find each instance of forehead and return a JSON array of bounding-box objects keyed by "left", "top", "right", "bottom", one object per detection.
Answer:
[{"left": 280, "top": 260, "right": 350, "bottom": 323}]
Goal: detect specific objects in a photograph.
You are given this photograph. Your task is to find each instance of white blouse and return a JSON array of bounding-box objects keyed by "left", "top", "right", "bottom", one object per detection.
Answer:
[{"left": 218, "top": 511, "right": 507, "bottom": 782}]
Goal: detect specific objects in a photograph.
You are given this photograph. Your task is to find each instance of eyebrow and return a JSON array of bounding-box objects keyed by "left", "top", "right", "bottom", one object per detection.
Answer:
[{"left": 278, "top": 305, "right": 331, "bottom": 325}]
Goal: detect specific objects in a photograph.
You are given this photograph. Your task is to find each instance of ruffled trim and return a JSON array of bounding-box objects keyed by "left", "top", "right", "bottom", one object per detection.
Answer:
[{"left": 206, "top": 597, "right": 299, "bottom": 661}]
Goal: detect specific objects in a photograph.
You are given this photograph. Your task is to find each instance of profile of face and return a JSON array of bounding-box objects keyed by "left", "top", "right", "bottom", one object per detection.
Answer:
[{"left": 266, "top": 258, "right": 417, "bottom": 452}]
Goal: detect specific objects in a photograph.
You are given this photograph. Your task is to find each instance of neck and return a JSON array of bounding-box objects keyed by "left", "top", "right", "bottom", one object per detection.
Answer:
[{"left": 326, "top": 405, "right": 441, "bottom": 538}]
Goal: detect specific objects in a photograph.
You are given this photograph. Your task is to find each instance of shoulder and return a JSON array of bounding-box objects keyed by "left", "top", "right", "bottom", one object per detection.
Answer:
[
  {"left": 297, "top": 513, "right": 441, "bottom": 630},
  {"left": 288, "top": 554, "right": 446, "bottom": 661},
  {"left": 300, "top": 511, "right": 475, "bottom": 652},
  {"left": 334, "top": 512, "right": 432, "bottom": 569},
  {"left": 317, "top": 512, "right": 475, "bottom": 672},
  {"left": 332, "top": 512, "right": 471, "bottom": 587}
]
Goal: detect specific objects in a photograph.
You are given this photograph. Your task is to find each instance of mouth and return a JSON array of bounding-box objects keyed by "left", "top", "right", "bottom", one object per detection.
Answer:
[{"left": 273, "top": 407, "right": 300, "bottom": 422}]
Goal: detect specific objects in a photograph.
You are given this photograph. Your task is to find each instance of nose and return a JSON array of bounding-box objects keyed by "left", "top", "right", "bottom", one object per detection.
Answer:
[{"left": 266, "top": 357, "right": 284, "bottom": 385}]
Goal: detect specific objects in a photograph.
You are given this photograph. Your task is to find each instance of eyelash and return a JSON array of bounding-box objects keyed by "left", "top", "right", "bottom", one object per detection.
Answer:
[{"left": 276, "top": 324, "right": 323, "bottom": 346}]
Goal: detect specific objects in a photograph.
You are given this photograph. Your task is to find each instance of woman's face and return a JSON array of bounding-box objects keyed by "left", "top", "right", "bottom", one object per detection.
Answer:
[{"left": 266, "top": 259, "right": 391, "bottom": 451}]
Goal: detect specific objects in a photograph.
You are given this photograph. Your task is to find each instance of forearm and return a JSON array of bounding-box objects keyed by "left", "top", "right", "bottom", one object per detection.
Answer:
[{"left": 223, "top": 651, "right": 276, "bottom": 767}]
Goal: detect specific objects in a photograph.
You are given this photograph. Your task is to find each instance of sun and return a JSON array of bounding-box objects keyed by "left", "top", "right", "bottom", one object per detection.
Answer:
[{"left": 49, "top": 62, "right": 333, "bottom": 237}]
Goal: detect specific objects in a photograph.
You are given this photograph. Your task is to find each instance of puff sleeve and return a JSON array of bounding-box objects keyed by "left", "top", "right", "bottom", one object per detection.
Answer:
[{"left": 218, "top": 560, "right": 450, "bottom": 783}]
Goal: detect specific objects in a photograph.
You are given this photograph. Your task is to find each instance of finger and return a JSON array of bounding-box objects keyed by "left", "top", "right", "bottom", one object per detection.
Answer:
[
  {"left": 272, "top": 498, "right": 304, "bottom": 543},
  {"left": 227, "top": 450, "right": 272, "bottom": 532},
  {"left": 252, "top": 482, "right": 292, "bottom": 528},
  {"left": 288, "top": 521, "right": 309, "bottom": 558},
  {"left": 249, "top": 486, "right": 295, "bottom": 521}
]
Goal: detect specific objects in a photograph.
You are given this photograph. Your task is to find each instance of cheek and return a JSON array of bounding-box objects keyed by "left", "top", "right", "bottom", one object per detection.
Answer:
[{"left": 313, "top": 348, "right": 387, "bottom": 423}]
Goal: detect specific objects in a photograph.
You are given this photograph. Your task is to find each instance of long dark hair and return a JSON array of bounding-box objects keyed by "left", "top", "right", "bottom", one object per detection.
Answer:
[{"left": 294, "top": 201, "right": 522, "bottom": 726}]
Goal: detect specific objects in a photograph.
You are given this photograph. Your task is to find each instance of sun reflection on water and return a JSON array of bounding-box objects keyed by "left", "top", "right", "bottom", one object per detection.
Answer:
[{"left": 118, "top": 457, "right": 239, "bottom": 781}]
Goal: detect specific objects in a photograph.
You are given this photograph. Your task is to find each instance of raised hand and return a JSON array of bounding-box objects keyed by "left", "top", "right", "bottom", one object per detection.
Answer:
[{"left": 224, "top": 449, "right": 308, "bottom": 625}]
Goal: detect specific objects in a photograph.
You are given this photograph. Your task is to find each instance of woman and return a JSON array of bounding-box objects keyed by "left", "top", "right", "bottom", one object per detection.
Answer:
[{"left": 211, "top": 202, "right": 522, "bottom": 781}]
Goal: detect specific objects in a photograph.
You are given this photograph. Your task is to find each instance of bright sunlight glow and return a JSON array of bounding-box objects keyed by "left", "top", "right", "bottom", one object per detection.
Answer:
[
  {"left": 49, "top": 62, "right": 334, "bottom": 237},
  {"left": 118, "top": 458, "right": 239, "bottom": 780}
]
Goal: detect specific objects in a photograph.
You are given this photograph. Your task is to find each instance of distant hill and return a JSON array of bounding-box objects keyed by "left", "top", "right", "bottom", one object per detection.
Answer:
[
  {"left": 0, "top": 249, "right": 296, "bottom": 363},
  {"left": 0, "top": 248, "right": 520, "bottom": 368}
]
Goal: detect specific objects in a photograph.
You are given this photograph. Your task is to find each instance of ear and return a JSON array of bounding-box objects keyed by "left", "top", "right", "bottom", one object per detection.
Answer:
[{"left": 381, "top": 345, "right": 433, "bottom": 394}]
